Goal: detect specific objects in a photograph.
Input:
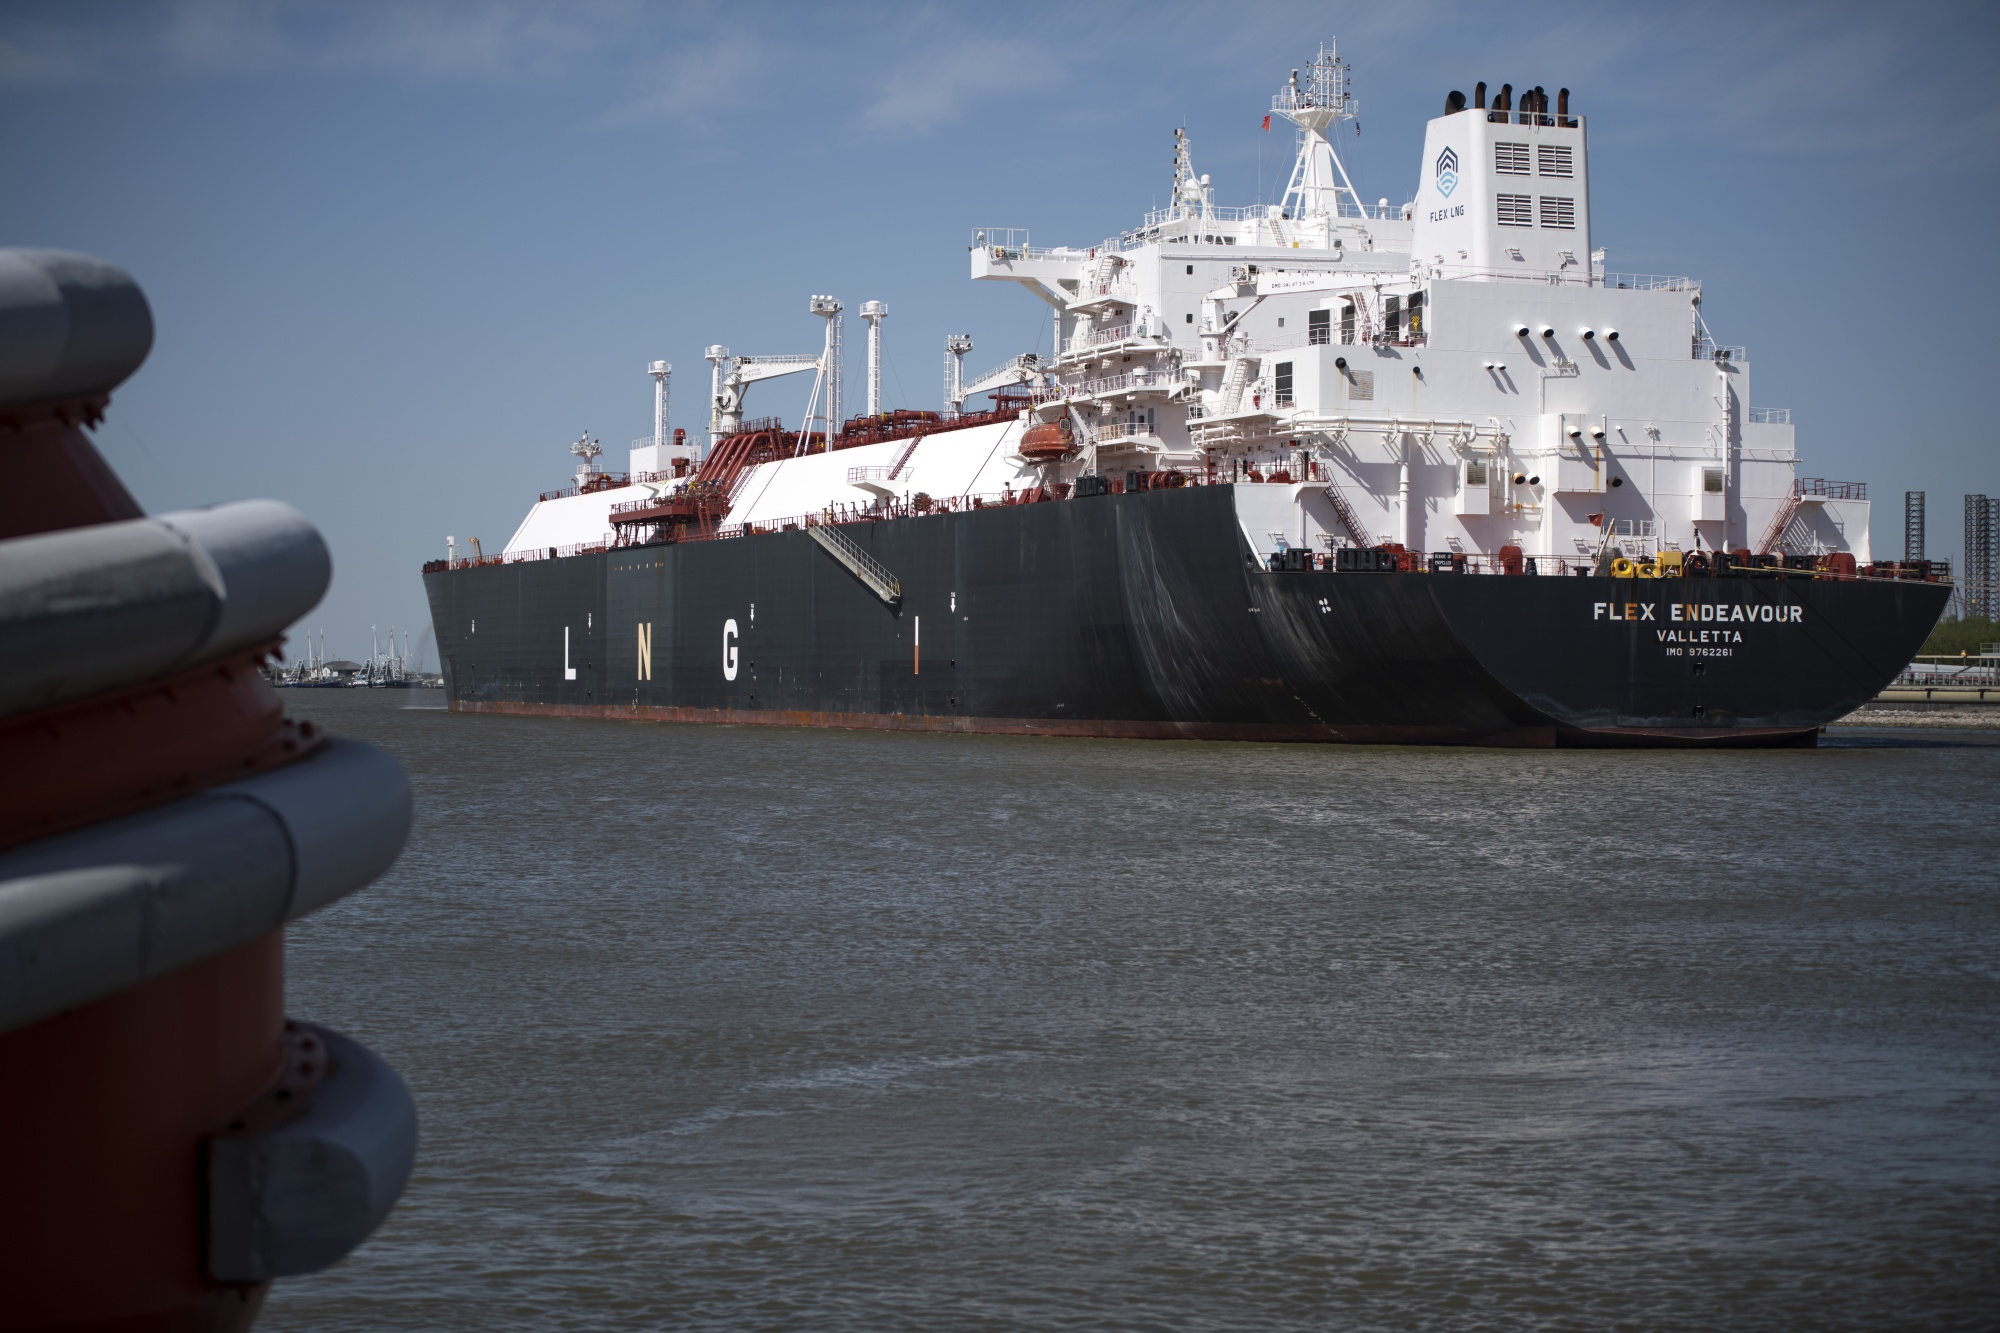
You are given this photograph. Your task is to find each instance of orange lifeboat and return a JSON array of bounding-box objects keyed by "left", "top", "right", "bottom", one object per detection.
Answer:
[{"left": 1019, "top": 416, "right": 1077, "bottom": 460}]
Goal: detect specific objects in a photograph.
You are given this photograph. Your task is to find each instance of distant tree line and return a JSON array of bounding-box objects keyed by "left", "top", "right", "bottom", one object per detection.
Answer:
[{"left": 1921, "top": 616, "right": 1999, "bottom": 656}]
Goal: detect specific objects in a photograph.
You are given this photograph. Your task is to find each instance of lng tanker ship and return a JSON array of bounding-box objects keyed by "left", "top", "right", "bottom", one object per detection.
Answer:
[{"left": 422, "top": 44, "right": 1950, "bottom": 747}]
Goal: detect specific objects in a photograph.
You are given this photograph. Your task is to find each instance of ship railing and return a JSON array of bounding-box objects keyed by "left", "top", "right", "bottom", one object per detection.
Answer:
[
  {"left": 1747, "top": 407, "right": 1792, "bottom": 425},
  {"left": 433, "top": 486, "right": 1939, "bottom": 589},
  {"left": 609, "top": 492, "right": 699, "bottom": 517},
  {"left": 970, "top": 227, "right": 1026, "bottom": 254},
  {"left": 1893, "top": 661, "right": 1999, "bottom": 688},
  {"left": 1797, "top": 477, "right": 1866, "bottom": 500},
  {"left": 970, "top": 229, "right": 1098, "bottom": 264},
  {"left": 1076, "top": 278, "right": 1139, "bottom": 302},
  {"left": 1066, "top": 323, "right": 1135, "bottom": 352},
  {"left": 426, "top": 538, "right": 618, "bottom": 571},
  {"left": 1135, "top": 200, "right": 1401, "bottom": 232},
  {"left": 1056, "top": 370, "right": 1175, "bottom": 399},
  {"left": 1598, "top": 272, "right": 1700, "bottom": 292},
  {"left": 1426, "top": 266, "right": 1700, "bottom": 294},
  {"left": 539, "top": 477, "right": 630, "bottom": 502},
  {"left": 1429, "top": 263, "right": 1591, "bottom": 288},
  {"left": 1693, "top": 335, "right": 1749, "bottom": 362}
]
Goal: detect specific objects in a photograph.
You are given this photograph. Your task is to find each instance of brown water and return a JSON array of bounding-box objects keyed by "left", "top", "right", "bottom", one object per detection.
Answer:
[{"left": 263, "top": 691, "right": 2000, "bottom": 1331}]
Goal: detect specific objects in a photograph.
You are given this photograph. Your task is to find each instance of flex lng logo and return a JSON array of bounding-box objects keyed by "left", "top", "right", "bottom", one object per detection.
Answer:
[
  {"left": 1594, "top": 599, "right": 1806, "bottom": 659},
  {"left": 1434, "top": 146, "right": 1459, "bottom": 197}
]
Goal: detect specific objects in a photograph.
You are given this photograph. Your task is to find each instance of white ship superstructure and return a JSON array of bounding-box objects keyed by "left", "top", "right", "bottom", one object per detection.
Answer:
[{"left": 496, "top": 43, "right": 1866, "bottom": 573}]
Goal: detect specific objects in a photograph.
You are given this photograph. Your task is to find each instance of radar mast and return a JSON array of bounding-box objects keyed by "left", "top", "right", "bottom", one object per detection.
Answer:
[{"left": 1273, "top": 42, "right": 1367, "bottom": 221}]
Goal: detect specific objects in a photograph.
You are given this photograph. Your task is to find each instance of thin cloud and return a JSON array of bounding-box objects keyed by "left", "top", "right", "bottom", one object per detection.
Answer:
[
  {"left": 319, "top": 2, "right": 626, "bottom": 85},
  {"left": 0, "top": 20, "right": 89, "bottom": 86},
  {"left": 157, "top": 0, "right": 289, "bottom": 74},
  {"left": 0, "top": 0, "right": 632, "bottom": 88},
  {"left": 593, "top": 31, "right": 772, "bottom": 130},
  {"left": 855, "top": 38, "right": 1066, "bottom": 139}
]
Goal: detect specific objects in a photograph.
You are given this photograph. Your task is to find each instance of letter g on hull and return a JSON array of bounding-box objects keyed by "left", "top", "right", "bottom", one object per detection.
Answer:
[{"left": 723, "top": 618, "right": 739, "bottom": 680}]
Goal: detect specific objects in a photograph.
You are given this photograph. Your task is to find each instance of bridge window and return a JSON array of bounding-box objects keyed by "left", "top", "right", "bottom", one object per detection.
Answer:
[
  {"left": 1385, "top": 295, "right": 1402, "bottom": 342},
  {"left": 1275, "top": 361, "right": 1293, "bottom": 406},
  {"left": 1309, "top": 309, "right": 1330, "bottom": 345},
  {"left": 1340, "top": 302, "right": 1355, "bottom": 344},
  {"left": 1495, "top": 142, "right": 1530, "bottom": 174},
  {"left": 1497, "top": 194, "right": 1533, "bottom": 226}
]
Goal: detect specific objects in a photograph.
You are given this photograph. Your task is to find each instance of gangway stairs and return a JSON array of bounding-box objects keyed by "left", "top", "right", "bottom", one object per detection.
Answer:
[
  {"left": 887, "top": 433, "right": 925, "bottom": 480},
  {"left": 1220, "top": 357, "right": 1255, "bottom": 414},
  {"left": 1757, "top": 486, "right": 1807, "bottom": 555},
  {"left": 807, "top": 521, "right": 903, "bottom": 608},
  {"left": 1322, "top": 478, "right": 1373, "bottom": 548}
]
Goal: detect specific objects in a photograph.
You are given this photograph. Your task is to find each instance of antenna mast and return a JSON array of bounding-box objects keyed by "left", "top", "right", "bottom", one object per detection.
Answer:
[
  {"left": 1171, "top": 127, "right": 1213, "bottom": 223},
  {"left": 1273, "top": 42, "right": 1366, "bottom": 220}
]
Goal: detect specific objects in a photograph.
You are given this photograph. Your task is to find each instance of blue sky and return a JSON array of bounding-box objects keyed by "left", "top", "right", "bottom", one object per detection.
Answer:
[{"left": 3, "top": 0, "right": 1996, "bottom": 661}]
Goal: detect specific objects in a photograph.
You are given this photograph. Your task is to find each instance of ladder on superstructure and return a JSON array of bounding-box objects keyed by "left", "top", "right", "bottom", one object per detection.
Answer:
[
  {"left": 886, "top": 434, "right": 925, "bottom": 481},
  {"left": 1322, "top": 478, "right": 1373, "bottom": 548},
  {"left": 1757, "top": 485, "right": 1806, "bottom": 556},
  {"left": 1221, "top": 357, "right": 1256, "bottom": 414}
]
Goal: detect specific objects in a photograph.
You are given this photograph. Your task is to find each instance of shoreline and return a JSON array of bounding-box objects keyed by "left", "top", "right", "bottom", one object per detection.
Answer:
[{"left": 1832, "top": 703, "right": 2000, "bottom": 729}]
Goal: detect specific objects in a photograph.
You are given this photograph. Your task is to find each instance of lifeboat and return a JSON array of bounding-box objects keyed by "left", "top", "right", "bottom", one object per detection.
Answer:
[{"left": 1019, "top": 416, "right": 1077, "bottom": 460}]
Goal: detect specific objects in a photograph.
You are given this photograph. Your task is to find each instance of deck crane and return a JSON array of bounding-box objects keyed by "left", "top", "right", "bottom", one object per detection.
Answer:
[
  {"left": 705, "top": 345, "right": 819, "bottom": 447},
  {"left": 950, "top": 352, "right": 1046, "bottom": 417}
]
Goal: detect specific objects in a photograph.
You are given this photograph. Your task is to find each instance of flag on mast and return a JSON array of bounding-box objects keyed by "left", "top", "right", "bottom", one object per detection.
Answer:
[{"left": 1261, "top": 114, "right": 1270, "bottom": 131}]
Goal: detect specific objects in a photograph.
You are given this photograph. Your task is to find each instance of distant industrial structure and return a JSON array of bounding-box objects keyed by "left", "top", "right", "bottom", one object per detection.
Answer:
[{"left": 1966, "top": 493, "right": 1997, "bottom": 621}]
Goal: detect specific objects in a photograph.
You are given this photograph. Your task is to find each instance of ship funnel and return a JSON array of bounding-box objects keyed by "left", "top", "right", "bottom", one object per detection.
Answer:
[
  {"left": 1474, "top": 81, "right": 1486, "bottom": 109},
  {"left": 1445, "top": 90, "right": 1466, "bottom": 114},
  {"left": 1412, "top": 75, "right": 1591, "bottom": 282}
]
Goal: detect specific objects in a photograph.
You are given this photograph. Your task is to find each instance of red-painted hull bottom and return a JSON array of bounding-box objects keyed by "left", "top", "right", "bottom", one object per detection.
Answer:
[{"left": 449, "top": 700, "right": 1819, "bottom": 749}]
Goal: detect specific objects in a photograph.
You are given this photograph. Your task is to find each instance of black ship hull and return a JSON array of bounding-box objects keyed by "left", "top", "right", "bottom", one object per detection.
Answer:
[{"left": 422, "top": 486, "right": 1947, "bottom": 747}]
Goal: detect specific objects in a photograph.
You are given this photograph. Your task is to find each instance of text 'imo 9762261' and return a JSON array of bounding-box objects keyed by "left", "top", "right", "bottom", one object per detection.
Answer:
[{"left": 423, "top": 43, "right": 1950, "bottom": 747}]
